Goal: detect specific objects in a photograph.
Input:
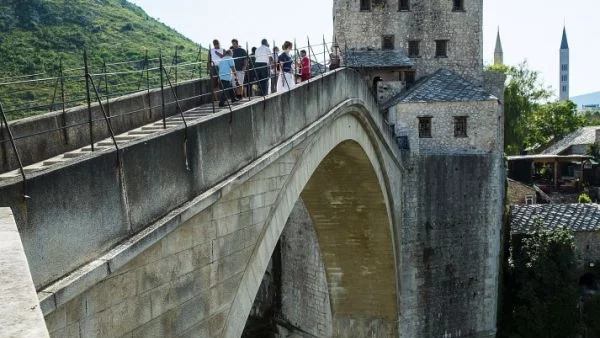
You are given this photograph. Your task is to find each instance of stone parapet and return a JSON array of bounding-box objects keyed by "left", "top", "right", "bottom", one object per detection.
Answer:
[{"left": 0, "top": 207, "right": 50, "bottom": 338}]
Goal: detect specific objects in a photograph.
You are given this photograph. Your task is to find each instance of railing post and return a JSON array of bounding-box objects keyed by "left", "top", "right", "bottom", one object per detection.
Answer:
[
  {"left": 307, "top": 37, "right": 318, "bottom": 74},
  {"left": 174, "top": 46, "right": 179, "bottom": 87},
  {"left": 294, "top": 38, "right": 298, "bottom": 84},
  {"left": 209, "top": 42, "right": 216, "bottom": 114},
  {"left": 83, "top": 49, "right": 94, "bottom": 151},
  {"left": 272, "top": 40, "right": 277, "bottom": 94},
  {"left": 159, "top": 50, "right": 167, "bottom": 129},
  {"left": 246, "top": 41, "right": 251, "bottom": 101},
  {"left": 323, "top": 35, "right": 331, "bottom": 74},
  {"left": 144, "top": 51, "right": 152, "bottom": 118},
  {"left": 323, "top": 37, "right": 327, "bottom": 75},
  {"left": 103, "top": 60, "right": 110, "bottom": 119},
  {"left": 59, "top": 58, "right": 68, "bottom": 145},
  {"left": 50, "top": 71, "right": 59, "bottom": 112},
  {"left": 0, "top": 102, "right": 28, "bottom": 200}
]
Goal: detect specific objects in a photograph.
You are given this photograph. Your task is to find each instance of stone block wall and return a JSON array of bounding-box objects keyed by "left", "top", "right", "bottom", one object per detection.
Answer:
[
  {"left": 377, "top": 80, "right": 405, "bottom": 103},
  {"left": 43, "top": 149, "right": 298, "bottom": 338},
  {"left": 333, "top": 0, "right": 483, "bottom": 83},
  {"left": 279, "top": 200, "right": 332, "bottom": 337},
  {"left": 393, "top": 100, "right": 501, "bottom": 154},
  {"left": 399, "top": 153, "right": 504, "bottom": 337},
  {"left": 574, "top": 231, "right": 600, "bottom": 265}
]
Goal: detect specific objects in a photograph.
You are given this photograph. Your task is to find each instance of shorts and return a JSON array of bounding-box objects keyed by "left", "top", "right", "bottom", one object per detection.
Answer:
[{"left": 236, "top": 71, "right": 245, "bottom": 86}]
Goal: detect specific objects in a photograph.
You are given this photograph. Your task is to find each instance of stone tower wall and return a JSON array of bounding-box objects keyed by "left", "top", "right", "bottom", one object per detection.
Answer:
[
  {"left": 333, "top": 0, "right": 483, "bottom": 84},
  {"left": 560, "top": 48, "right": 570, "bottom": 101}
]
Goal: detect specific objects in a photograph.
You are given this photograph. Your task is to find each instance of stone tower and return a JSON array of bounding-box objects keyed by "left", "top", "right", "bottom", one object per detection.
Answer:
[
  {"left": 559, "top": 26, "right": 570, "bottom": 101},
  {"left": 494, "top": 28, "right": 503, "bottom": 66},
  {"left": 332, "top": 0, "right": 484, "bottom": 84}
]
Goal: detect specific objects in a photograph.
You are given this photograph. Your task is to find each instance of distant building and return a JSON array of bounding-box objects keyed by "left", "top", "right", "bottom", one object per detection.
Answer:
[
  {"left": 494, "top": 28, "right": 503, "bottom": 66},
  {"left": 507, "top": 178, "right": 536, "bottom": 205},
  {"left": 541, "top": 126, "right": 600, "bottom": 156},
  {"left": 572, "top": 91, "right": 600, "bottom": 112},
  {"left": 560, "top": 26, "right": 570, "bottom": 101},
  {"left": 511, "top": 204, "right": 600, "bottom": 265}
]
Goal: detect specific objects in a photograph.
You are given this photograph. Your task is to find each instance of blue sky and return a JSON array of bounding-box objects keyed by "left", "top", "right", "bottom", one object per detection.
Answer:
[{"left": 130, "top": 0, "right": 600, "bottom": 98}]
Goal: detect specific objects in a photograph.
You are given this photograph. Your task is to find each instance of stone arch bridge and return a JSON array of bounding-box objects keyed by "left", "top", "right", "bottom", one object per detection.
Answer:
[{"left": 0, "top": 69, "right": 502, "bottom": 337}]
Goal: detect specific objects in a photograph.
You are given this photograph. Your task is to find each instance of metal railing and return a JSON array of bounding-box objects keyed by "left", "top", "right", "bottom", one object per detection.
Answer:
[{"left": 0, "top": 38, "right": 345, "bottom": 198}]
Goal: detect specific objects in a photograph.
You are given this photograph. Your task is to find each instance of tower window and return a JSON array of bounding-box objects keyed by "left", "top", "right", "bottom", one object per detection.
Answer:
[
  {"left": 435, "top": 40, "right": 448, "bottom": 58},
  {"left": 418, "top": 117, "right": 432, "bottom": 138},
  {"left": 360, "top": 0, "right": 371, "bottom": 11},
  {"left": 404, "top": 71, "right": 416, "bottom": 87},
  {"left": 454, "top": 116, "right": 468, "bottom": 138},
  {"left": 399, "top": 0, "right": 410, "bottom": 11},
  {"left": 408, "top": 40, "right": 420, "bottom": 57},
  {"left": 382, "top": 35, "right": 395, "bottom": 50},
  {"left": 452, "top": 0, "right": 464, "bottom": 11},
  {"left": 563, "top": 86, "right": 567, "bottom": 93}
]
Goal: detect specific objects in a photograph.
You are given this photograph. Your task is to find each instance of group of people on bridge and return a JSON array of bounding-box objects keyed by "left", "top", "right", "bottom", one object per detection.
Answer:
[{"left": 208, "top": 38, "right": 340, "bottom": 107}]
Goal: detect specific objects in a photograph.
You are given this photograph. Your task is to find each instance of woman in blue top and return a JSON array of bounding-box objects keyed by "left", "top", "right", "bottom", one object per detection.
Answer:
[{"left": 277, "top": 41, "right": 295, "bottom": 92}]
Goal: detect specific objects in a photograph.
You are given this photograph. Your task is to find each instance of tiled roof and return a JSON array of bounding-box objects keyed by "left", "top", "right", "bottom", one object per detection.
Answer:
[
  {"left": 511, "top": 204, "right": 600, "bottom": 234},
  {"left": 382, "top": 69, "right": 495, "bottom": 108},
  {"left": 342, "top": 49, "right": 414, "bottom": 68},
  {"left": 310, "top": 62, "right": 326, "bottom": 76},
  {"left": 541, "top": 126, "right": 600, "bottom": 155}
]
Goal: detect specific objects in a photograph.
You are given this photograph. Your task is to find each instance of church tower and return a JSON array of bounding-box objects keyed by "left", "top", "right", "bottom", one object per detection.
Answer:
[
  {"left": 494, "top": 28, "right": 503, "bottom": 66},
  {"left": 559, "top": 26, "right": 570, "bottom": 101},
  {"left": 332, "top": 0, "right": 484, "bottom": 84}
]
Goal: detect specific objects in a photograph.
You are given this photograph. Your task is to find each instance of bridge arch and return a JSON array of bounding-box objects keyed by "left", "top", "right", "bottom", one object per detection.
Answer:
[{"left": 223, "top": 103, "right": 401, "bottom": 338}]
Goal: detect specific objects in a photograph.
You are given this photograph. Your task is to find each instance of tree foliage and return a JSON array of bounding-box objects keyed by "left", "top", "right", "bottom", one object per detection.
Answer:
[
  {"left": 499, "top": 220, "right": 579, "bottom": 338},
  {"left": 578, "top": 193, "right": 592, "bottom": 203},
  {"left": 0, "top": 0, "right": 204, "bottom": 119},
  {"left": 525, "top": 100, "right": 585, "bottom": 150},
  {"left": 488, "top": 62, "right": 552, "bottom": 155}
]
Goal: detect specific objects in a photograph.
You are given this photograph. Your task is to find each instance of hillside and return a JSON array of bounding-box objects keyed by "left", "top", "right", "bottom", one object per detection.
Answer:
[
  {"left": 0, "top": 0, "right": 205, "bottom": 119},
  {"left": 571, "top": 91, "right": 600, "bottom": 110}
]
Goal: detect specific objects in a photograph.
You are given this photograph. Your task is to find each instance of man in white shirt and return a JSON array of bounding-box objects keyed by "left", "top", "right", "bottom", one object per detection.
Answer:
[
  {"left": 254, "top": 39, "right": 273, "bottom": 96},
  {"left": 208, "top": 39, "right": 224, "bottom": 100}
]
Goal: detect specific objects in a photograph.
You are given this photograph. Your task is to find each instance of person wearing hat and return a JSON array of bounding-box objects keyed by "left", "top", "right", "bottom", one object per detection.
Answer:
[{"left": 254, "top": 39, "right": 273, "bottom": 96}]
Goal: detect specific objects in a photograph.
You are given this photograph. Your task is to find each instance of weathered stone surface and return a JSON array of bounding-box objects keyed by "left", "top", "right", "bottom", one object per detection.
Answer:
[
  {"left": 390, "top": 99, "right": 501, "bottom": 154},
  {"left": 1, "top": 67, "right": 502, "bottom": 338},
  {"left": 0, "top": 208, "right": 50, "bottom": 338},
  {"left": 333, "top": 0, "right": 484, "bottom": 84}
]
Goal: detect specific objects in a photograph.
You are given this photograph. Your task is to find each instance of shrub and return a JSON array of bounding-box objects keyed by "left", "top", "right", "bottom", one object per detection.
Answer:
[{"left": 579, "top": 193, "right": 592, "bottom": 203}]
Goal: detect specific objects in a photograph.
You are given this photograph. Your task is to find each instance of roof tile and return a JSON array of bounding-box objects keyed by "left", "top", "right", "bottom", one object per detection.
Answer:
[
  {"left": 382, "top": 68, "right": 495, "bottom": 108},
  {"left": 342, "top": 49, "right": 414, "bottom": 68},
  {"left": 511, "top": 203, "right": 600, "bottom": 233}
]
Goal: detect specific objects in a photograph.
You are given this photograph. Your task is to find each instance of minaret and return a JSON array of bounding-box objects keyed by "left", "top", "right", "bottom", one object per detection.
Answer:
[
  {"left": 494, "top": 28, "right": 503, "bottom": 66},
  {"left": 559, "top": 26, "right": 570, "bottom": 101}
]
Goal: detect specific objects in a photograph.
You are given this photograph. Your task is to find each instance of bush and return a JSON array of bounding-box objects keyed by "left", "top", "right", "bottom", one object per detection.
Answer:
[
  {"left": 500, "top": 220, "right": 579, "bottom": 338},
  {"left": 579, "top": 193, "right": 592, "bottom": 203},
  {"left": 120, "top": 22, "right": 134, "bottom": 32},
  {"left": 584, "top": 295, "right": 600, "bottom": 337}
]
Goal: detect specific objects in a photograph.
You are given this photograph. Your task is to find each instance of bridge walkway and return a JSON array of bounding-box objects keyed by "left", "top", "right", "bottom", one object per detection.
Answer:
[{"left": 0, "top": 98, "right": 262, "bottom": 182}]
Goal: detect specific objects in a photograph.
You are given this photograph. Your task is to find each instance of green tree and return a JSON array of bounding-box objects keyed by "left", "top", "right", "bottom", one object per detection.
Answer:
[
  {"left": 583, "top": 110, "right": 600, "bottom": 126},
  {"left": 500, "top": 220, "right": 579, "bottom": 338},
  {"left": 488, "top": 62, "right": 552, "bottom": 155},
  {"left": 525, "top": 100, "right": 585, "bottom": 149}
]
